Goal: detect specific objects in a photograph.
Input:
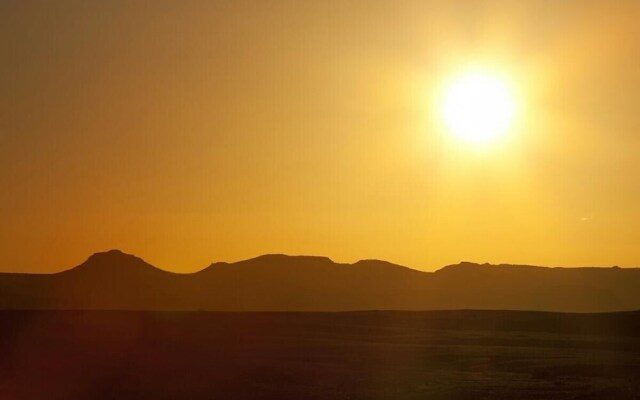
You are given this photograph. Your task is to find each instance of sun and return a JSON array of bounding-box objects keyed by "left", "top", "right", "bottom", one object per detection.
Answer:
[{"left": 441, "top": 69, "right": 517, "bottom": 145}]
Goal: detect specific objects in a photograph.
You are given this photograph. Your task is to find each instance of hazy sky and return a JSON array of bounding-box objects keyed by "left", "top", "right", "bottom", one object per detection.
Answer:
[{"left": 2, "top": 0, "right": 640, "bottom": 272}]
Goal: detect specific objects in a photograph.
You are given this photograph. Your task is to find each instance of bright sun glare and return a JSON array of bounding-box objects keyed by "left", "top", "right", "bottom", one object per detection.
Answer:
[{"left": 441, "top": 70, "right": 516, "bottom": 145}]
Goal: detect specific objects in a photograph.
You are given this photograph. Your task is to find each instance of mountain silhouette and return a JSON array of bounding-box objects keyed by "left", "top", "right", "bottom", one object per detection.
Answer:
[{"left": 0, "top": 250, "right": 639, "bottom": 312}]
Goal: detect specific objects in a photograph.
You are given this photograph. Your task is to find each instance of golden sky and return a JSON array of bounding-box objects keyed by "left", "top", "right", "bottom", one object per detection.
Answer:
[{"left": 2, "top": 0, "right": 640, "bottom": 273}]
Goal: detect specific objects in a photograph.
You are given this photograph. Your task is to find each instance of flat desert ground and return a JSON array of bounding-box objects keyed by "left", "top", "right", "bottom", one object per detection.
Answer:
[{"left": 2, "top": 310, "right": 640, "bottom": 399}]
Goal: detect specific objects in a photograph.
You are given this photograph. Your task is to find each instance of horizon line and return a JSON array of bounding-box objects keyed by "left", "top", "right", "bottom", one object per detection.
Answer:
[{"left": 0, "top": 248, "right": 635, "bottom": 275}]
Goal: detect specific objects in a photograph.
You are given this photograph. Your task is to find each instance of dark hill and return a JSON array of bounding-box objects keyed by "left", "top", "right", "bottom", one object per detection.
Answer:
[{"left": 0, "top": 252, "right": 639, "bottom": 312}]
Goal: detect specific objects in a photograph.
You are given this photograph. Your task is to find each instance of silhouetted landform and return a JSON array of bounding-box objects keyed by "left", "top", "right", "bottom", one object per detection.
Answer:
[
  {"left": 1, "top": 250, "right": 640, "bottom": 312},
  {"left": 2, "top": 310, "right": 640, "bottom": 399}
]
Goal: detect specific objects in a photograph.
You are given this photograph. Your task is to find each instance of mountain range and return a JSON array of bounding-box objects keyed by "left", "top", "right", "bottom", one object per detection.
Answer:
[{"left": 0, "top": 250, "right": 638, "bottom": 312}]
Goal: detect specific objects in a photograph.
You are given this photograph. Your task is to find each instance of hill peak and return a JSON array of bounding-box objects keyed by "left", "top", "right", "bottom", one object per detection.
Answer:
[
  {"left": 63, "top": 249, "right": 159, "bottom": 275},
  {"left": 89, "top": 249, "right": 131, "bottom": 257},
  {"left": 86, "top": 249, "right": 145, "bottom": 263},
  {"left": 352, "top": 259, "right": 423, "bottom": 274},
  {"left": 255, "top": 254, "right": 333, "bottom": 261},
  {"left": 435, "top": 262, "right": 545, "bottom": 273},
  {"left": 202, "top": 254, "right": 337, "bottom": 271},
  {"left": 241, "top": 254, "right": 335, "bottom": 266}
]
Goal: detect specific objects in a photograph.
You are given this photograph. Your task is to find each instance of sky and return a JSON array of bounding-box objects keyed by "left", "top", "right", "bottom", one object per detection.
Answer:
[{"left": 2, "top": 0, "right": 640, "bottom": 273}]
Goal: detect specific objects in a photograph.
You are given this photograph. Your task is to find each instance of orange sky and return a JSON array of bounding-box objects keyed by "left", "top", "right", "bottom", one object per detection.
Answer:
[{"left": 2, "top": 0, "right": 640, "bottom": 273}]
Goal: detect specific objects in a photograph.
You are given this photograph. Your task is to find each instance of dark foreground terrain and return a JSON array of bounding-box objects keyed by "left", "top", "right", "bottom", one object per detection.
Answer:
[{"left": 2, "top": 310, "right": 640, "bottom": 399}]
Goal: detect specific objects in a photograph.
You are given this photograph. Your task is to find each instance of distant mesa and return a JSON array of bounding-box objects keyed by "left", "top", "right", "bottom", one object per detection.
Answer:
[
  {"left": 65, "top": 249, "right": 160, "bottom": 274},
  {"left": 87, "top": 249, "right": 136, "bottom": 260},
  {"left": 240, "top": 254, "right": 335, "bottom": 266},
  {"left": 84, "top": 249, "right": 147, "bottom": 265},
  {"left": 0, "top": 250, "right": 639, "bottom": 312}
]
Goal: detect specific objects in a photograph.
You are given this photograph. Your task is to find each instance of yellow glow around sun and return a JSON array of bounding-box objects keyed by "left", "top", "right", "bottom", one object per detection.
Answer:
[{"left": 441, "top": 69, "right": 517, "bottom": 145}]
